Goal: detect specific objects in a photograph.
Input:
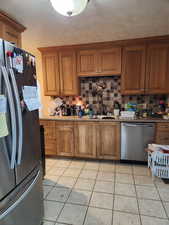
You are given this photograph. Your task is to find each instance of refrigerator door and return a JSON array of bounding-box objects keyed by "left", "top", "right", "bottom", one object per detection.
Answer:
[
  {"left": 4, "top": 41, "right": 41, "bottom": 184},
  {"left": 0, "top": 39, "right": 16, "bottom": 200},
  {"left": 0, "top": 169, "right": 43, "bottom": 225}
]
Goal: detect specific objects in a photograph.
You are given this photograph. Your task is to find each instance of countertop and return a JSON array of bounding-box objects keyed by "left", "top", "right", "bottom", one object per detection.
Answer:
[{"left": 39, "top": 115, "right": 169, "bottom": 123}]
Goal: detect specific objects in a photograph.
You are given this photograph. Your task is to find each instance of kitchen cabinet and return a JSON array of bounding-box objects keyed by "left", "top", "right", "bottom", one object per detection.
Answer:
[
  {"left": 155, "top": 123, "right": 169, "bottom": 145},
  {"left": 121, "top": 45, "right": 146, "bottom": 95},
  {"left": 98, "top": 48, "right": 121, "bottom": 75},
  {"left": 77, "top": 47, "right": 121, "bottom": 76},
  {"left": 0, "top": 11, "right": 26, "bottom": 47},
  {"left": 42, "top": 51, "right": 60, "bottom": 96},
  {"left": 41, "top": 50, "right": 79, "bottom": 96},
  {"left": 40, "top": 120, "right": 57, "bottom": 156},
  {"left": 146, "top": 43, "right": 169, "bottom": 94},
  {"left": 97, "top": 122, "right": 120, "bottom": 160},
  {"left": 77, "top": 49, "right": 98, "bottom": 76},
  {"left": 74, "top": 122, "right": 97, "bottom": 158},
  {"left": 59, "top": 50, "right": 78, "bottom": 96},
  {"left": 55, "top": 122, "right": 74, "bottom": 156}
]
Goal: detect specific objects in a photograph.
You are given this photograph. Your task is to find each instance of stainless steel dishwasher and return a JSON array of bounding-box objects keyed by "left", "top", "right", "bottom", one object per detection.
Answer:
[{"left": 121, "top": 123, "right": 155, "bottom": 161}]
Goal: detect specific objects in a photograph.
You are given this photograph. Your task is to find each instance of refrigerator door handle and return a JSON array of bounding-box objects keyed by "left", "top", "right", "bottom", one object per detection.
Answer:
[
  {"left": 1, "top": 66, "right": 17, "bottom": 169},
  {"left": 0, "top": 170, "right": 40, "bottom": 220},
  {"left": 9, "top": 68, "right": 23, "bottom": 165}
]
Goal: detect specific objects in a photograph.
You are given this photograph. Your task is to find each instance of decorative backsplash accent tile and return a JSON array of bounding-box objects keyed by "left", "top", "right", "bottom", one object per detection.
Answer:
[{"left": 50, "top": 76, "right": 168, "bottom": 113}]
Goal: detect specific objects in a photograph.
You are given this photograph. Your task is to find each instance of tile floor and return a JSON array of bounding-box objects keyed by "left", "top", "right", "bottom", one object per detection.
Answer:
[{"left": 43, "top": 158, "right": 169, "bottom": 225}]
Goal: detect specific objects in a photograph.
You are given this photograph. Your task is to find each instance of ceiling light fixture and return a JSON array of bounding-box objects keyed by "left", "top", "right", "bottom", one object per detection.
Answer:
[{"left": 50, "top": 0, "right": 89, "bottom": 17}]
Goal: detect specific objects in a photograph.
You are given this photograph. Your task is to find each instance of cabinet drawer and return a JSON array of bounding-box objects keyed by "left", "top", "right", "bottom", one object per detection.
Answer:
[
  {"left": 155, "top": 130, "right": 169, "bottom": 144},
  {"left": 40, "top": 120, "right": 56, "bottom": 127},
  {"left": 155, "top": 137, "right": 169, "bottom": 145},
  {"left": 156, "top": 123, "right": 169, "bottom": 132}
]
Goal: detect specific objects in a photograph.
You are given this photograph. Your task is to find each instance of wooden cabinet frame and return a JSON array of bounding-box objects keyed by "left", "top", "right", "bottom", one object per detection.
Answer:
[
  {"left": 77, "top": 47, "right": 121, "bottom": 77},
  {"left": 97, "top": 122, "right": 120, "bottom": 160},
  {"left": 0, "top": 11, "right": 26, "bottom": 47},
  {"left": 74, "top": 122, "right": 97, "bottom": 158},
  {"left": 55, "top": 121, "right": 75, "bottom": 156},
  {"left": 121, "top": 45, "right": 146, "bottom": 95}
]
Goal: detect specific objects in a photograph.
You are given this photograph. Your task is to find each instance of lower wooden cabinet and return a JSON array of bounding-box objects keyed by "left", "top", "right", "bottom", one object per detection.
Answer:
[
  {"left": 155, "top": 123, "right": 169, "bottom": 145},
  {"left": 97, "top": 122, "right": 120, "bottom": 160},
  {"left": 40, "top": 120, "right": 121, "bottom": 159},
  {"left": 55, "top": 122, "right": 74, "bottom": 156},
  {"left": 74, "top": 122, "right": 97, "bottom": 158},
  {"left": 40, "top": 120, "right": 57, "bottom": 156}
]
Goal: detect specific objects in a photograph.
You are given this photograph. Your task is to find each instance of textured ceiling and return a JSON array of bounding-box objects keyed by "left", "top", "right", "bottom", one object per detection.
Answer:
[{"left": 1, "top": 0, "right": 169, "bottom": 51}]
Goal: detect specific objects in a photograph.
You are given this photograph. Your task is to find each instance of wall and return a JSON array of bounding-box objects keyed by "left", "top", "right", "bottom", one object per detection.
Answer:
[{"left": 21, "top": 45, "right": 51, "bottom": 116}]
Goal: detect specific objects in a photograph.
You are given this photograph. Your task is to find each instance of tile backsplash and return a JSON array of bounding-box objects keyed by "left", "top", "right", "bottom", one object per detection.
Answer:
[{"left": 51, "top": 76, "right": 168, "bottom": 113}]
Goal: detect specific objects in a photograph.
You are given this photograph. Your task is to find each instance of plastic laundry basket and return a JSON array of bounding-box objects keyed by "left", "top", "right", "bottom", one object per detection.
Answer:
[{"left": 151, "top": 151, "right": 169, "bottom": 179}]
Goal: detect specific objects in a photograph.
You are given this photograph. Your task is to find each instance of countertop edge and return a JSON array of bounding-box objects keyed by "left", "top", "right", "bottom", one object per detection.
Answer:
[{"left": 39, "top": 116, "right": 169, "bottom": 123}]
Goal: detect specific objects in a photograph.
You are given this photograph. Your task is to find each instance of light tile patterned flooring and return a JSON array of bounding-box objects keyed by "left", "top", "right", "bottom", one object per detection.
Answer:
[{"left": 43, "top": 158, "right": 169, "bottom": 225}]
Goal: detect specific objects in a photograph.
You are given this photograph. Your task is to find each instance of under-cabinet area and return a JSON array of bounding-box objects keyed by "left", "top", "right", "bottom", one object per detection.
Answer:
[{"left": 40, "top": 119, "right": 169, "bottom": 160}]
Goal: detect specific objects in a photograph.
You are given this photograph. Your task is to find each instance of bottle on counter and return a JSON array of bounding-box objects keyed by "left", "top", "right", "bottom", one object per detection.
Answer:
[{"left": 113, "top": 101, "right": 121, "bottom": 118}]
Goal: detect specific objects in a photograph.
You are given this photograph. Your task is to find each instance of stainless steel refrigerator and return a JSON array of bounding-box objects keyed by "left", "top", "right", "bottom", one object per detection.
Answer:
[{"left": 0, "top": 39, "right": 43, "bottom": 225}]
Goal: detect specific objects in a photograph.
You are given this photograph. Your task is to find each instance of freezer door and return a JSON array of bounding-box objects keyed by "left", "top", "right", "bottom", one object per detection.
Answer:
[
  {"left": 0, "top": 44, "right": 16, "bottom": 201},
  {"left": 4, "top": 41, "right": 41, "bottom": 184},
  {"left": 0, "top": 169, "right": 43, "bottom": 225}
]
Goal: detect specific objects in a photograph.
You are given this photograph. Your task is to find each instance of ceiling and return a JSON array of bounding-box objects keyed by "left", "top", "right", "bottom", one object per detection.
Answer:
[{"left": 1, "top": 0, "right": 169, "bottom": 51}]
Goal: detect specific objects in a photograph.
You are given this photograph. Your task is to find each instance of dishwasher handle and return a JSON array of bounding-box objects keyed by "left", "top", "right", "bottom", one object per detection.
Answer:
[{"left": 123, "top": 123, "right": 154, "bottom": 128}]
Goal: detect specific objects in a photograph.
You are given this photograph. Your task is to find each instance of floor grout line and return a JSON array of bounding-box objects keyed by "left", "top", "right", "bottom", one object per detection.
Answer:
[
  {"left": 81, "top": 162, "right": 100, "bottom": 225},
  {"left": 44, "top": 158, "right": 169, "bottom": 224},
  {"left": 54, "top": 163, "right": 85, "bottom": 224},
  {"left": 154, "top": 180, "right": 169, "bottom": 221},
  {"left": 111, "top": 161, "right": 117, "bottom": 225},
  {"left": 132, "top": 164, "right": 143, "bottom": 225}
]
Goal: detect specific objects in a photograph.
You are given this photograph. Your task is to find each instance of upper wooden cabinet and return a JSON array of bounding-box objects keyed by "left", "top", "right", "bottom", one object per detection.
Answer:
[
  {"left": 121, "top": 43, "right": 169, "bottom": 95},
  {"left": 77, "top": 47, "right": 121, "bottom": 76},
  {"left": 56, "top": 122, "right": 74, "bottom": 156},
  {"left": 146, "top": 43, "right": 169, "bottom": 94},
  {"left": 121, "top": 46, "right": 146, "bottom": 95},
  {"left": 74, "top": 122, "right": 97, "bottom": 158},
  {"left": 42, "top": 51, "right": 60, "bottom": 96},
  {"left": 0, "top": 11, "right": 26, "bottom": 47},
  {"left": 77, "top": 49, "right": 98, "bottom": 76},
  {"left": 98, "top": 48, "right": 121, "bottom": 75},
  {"left": 97, "top": 122, "right": 120, "bottom": 160},
  {"left": 59, "top": 50, "right": 78, "bottom": 96},
  {"left": 41, "top": 50, "right": 79, "bottom": 96}
]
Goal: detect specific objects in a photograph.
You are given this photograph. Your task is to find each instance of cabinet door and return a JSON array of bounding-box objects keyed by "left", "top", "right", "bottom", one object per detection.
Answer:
[
  {"left": 146, "top": 44, "right": 169, "bottom": 94},
  {"left": 59, "top": 50, "right": 78, "bottom": 96},
  {"left": 42, "top": 52, "right": 60, "bottom": 96},
  {"left": 155, "top": 123, "right": 169, "bottom": 144},
  {"left": 40, "top": 120, "right": 57, "bottom": 156},
  {"left": 56, "top": 122, "right": 74, "bottom": 156},
  {"left": 98, "top": 47, "right": 121, "bottom": 75},
  {"left": 77, "top": 50, "right": 98, "bottom": 76},
  {"left": 97, "top": 122, "right": 120, "bottom": 160},
  {"left": 74, "top": 122, "right": 97, "bottom": 158},
  {"left": 0, "top": 22, "right": 22, "bottom": 47},
  {"left": 121, "top": 46, "right": 146, "bottom": 95}
]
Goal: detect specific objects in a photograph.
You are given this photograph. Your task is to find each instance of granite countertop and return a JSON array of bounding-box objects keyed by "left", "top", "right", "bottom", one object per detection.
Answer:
[{"left": 39, "top": 115, "right": 169, "bottom": 123}]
